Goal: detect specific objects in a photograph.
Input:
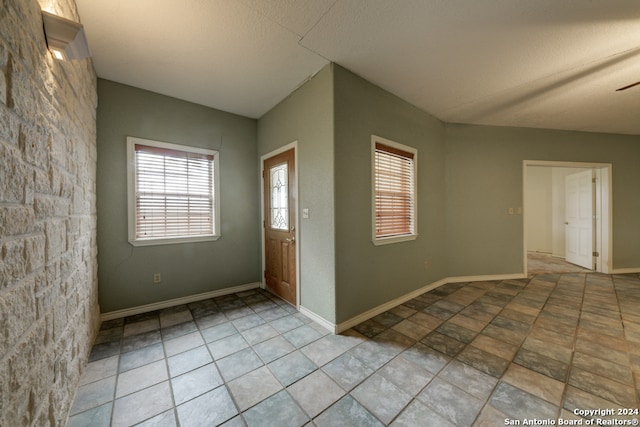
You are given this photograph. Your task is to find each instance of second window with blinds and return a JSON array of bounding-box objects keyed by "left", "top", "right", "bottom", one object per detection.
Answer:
[
  {"left": 372, "top": 135, "right": 418, "bottom": 245},
  {"left": 127, "top": 136, "right": 220, "bottom": 246}
]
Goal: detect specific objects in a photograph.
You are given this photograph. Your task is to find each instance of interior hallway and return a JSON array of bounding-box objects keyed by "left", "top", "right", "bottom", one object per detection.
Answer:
[
  {"left": 527, "top": 252, "right": 592, "bottom": 275},
  {"left": 68, "top": 273, "right": 640, "bottom": 426}
]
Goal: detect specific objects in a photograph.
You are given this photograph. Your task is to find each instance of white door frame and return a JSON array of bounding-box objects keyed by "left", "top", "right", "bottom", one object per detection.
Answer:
[
  {"left": 260, "top": 141, "right": 300, "bottom": 307},
  {"left": 523, "top": 160, "right": 612, "bottom": 276}
]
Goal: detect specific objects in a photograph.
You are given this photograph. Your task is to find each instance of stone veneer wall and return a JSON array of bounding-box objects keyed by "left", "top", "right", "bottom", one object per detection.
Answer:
[{"left": 0, "top": 0, "right": 100, "bottom": 425}]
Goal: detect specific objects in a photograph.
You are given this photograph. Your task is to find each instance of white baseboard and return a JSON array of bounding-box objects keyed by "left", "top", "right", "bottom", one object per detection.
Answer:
[
  {"left": 98, "top": 272, "right": 531, "bottom": 332},
  {"left": 336, "top": 278, "right": 450, "bottom": 333},
  {"left": 445, "top": 273, "right": 527, "bottom": 283},
  {"left": 100, "top": 282, "right": 262, "bottom": 322},
  {"left": 298, "top": 306, "right": 336, "bottom": 333},
  {"left": 335, "top": 273, "right": 526, "bottom": 334},
  {"left": 611, "top": 268, "right": 640, "bottom": 275}
]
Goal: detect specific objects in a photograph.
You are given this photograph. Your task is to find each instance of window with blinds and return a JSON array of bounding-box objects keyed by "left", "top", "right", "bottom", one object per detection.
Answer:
[
  {"left": 127, "top": 137, "right": 220, "bottom": 246},
  {"left": 372, "top": 136, "right": 417, "bottom": 244}
]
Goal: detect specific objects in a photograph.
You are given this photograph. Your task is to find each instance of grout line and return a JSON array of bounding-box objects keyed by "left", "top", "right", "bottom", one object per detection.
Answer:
[
  {"left": 159, "top": 322, "right": 180, "bottom": 427},
  {"left": 557, "top": 271, "right": 586, "bottom": 420}
]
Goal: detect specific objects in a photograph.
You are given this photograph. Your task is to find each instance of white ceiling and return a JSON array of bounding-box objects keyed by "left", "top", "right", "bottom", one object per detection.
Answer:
[{"left": 75, "top": 0, "right": 640, "bottom": 135}]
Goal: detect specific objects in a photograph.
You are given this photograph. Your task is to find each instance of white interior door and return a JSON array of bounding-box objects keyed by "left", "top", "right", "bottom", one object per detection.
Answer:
[{"left": 565, "top": 170, "right": 594, "bottom": 269}]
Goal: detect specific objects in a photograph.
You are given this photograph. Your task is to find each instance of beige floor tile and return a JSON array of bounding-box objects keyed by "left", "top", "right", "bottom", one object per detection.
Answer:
[
  {"left": 576, "top": 328, "right": 628, "bottom": 352},
  {"left": 388, "top": 304, "right": 417, "bottom": 319},
  {"left": 448, "top": 314, "right": 487, "bottom": 332},
  {"left": 470, "top": 334, "right": 518, "bottom": 360},
  {"left": 504, "top": 301, "right": 541, "bottom": 317},
  {"left": 569, "top": 368, "right": 637, "bottom": 407},
  {"left": 502, "top": 363, "right": 565, "bottom": 405},
  {"left": 529, "top": 326, "right": 575, "bottom": 349},
  {"left": 534, "top": 317, "right": 577, "bottom": 336},
  {"left": 392, "top": 319, "right": 431, "bottom": 341},
  {"left": 572, "top": 351, "right": 634, "bottom": 385},
  {"left": 499, "top": 308, "right": 536, "bottom": 324},
  {"left": 473, "top": 404, "right": 508, "bottom": 427},
  {"left": 408, "top": 311, "right": 445, "bottom": 330}
]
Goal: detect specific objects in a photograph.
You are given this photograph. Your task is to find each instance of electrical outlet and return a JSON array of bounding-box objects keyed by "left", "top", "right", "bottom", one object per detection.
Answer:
[{"left": 153, "top": 273, "right": 161, "bottom": 284}]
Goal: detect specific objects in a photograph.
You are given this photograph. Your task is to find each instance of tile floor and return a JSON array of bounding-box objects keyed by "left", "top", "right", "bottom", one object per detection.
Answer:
[{"left": 68, "top": 273, "right": 640, "bottom": 427}]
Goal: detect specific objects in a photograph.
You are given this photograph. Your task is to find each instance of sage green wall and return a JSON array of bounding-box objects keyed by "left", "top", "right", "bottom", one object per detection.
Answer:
[
  {"left": 333, "top": 66, "right": 447, "bottom": 323},
  {"left": 257, "top": 64, "right": 336, "bottom": 322},
  {"left": 445, "top": 124, "right": 640, "bottom": 276},
  {"left": 96, "top": 66, "right": 640, "bottom": 324},
  {"left": 97, "top": 79, "right": 260, "bottom": 313}
]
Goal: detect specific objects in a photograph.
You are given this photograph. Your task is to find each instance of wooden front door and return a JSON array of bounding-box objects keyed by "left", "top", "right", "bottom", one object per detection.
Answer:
[{"left": 263, "top": 149, "right": 296, "bottom": 306}]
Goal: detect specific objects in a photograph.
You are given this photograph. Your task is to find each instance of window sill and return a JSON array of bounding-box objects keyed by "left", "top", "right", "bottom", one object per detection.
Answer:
[
  {"left": 372, "top": 234, "right": 418, "bottom": 246},
  {"left": 129, "top": 235, "right": 220, "bottom": 247}
]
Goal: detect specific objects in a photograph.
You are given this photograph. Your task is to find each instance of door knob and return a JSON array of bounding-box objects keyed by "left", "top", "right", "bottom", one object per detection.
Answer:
[{"left": 286, "top": 236, "right": 296, "bottom": 243}]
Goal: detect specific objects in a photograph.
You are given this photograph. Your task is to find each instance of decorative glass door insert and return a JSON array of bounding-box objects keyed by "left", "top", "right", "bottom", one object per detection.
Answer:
[{"left": 270, "top": 163, "right": 289, "bottom": 230}]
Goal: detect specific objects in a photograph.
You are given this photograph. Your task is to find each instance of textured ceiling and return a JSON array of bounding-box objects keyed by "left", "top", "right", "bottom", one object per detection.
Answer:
[{"left": 75, "top": 0, "right": 640, "bottom": 135}]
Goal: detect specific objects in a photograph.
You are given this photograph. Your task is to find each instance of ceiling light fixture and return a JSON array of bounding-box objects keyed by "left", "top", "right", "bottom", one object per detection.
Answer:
[{"left": 42, "top": 11, "right": 91, "bottom": 61}]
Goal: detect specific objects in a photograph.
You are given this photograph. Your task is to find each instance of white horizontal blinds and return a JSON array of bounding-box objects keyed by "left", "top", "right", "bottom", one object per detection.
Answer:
[
  {"left": 375, "top": 142, "right": 415, "bottom": 238},
  {"left": 135, "top": 144, "right": 215, "bottom": 239}
]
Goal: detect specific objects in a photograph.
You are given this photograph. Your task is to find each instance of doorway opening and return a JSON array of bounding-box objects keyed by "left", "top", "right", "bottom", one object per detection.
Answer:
[{"left": 523, "top": 161, "right": 612, "bottom": 276}]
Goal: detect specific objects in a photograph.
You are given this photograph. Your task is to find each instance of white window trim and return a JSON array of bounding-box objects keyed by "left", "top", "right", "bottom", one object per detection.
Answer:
[
  {"left": 126, "top": 136, "right": 221, "bottom": 246},
  {"left": 371, "top": 135, "right": 418, "bottom": 246}
]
